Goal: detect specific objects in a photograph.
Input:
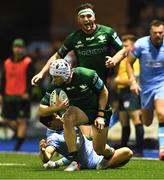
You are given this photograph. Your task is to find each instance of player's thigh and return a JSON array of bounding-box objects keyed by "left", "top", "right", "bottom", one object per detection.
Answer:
[
  {"left": 63, "top": 106, "right": 89, "bottom": 126},
  {"left": 92, "top": 126, "right": 108, "bottom": 151},
  {"left": 80, "top": 125, "right": 92, "bottom": 138},
  {"left": 18, "top": 99, "right": 31, "bottom": 119},
  {"left": 129, "top": 110, "right": 142, "bottom": 125},
  {"left": 1, "top": 100, "right": 18, "bottom": 120},
  {"left": 118, "top": 88, "right": 140, "bottom": 112},
  {"left": 119, "top": 111, "right": 129, "bottom": 126},
  {"left": 154, "top": 99, "right": 164, "bottom": 123}
]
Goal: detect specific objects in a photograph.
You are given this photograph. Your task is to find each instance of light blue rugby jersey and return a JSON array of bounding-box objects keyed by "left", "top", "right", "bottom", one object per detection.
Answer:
[
  {"left": 46, "top": 128, "right": 103, "bottom": 169},
  {"left": 130, "top": 36, "right": 164, "bottom": 91}
]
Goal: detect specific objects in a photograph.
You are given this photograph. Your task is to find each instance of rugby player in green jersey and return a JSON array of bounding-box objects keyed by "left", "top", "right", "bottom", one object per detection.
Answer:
[
  {"left": 38, "top": 59, "right": 114, "bottom": 169},
  {"left": 31, "top": 3, "right": 126, "bottom": 85}
]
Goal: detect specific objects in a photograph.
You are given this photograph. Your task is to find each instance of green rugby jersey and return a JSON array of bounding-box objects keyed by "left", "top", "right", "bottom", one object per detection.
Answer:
[
  {"left": 58, "top": 24, "right": 123, "bottom": 81},
  {"left": 41, "top": 67, "right": 106, "bottom": 110}
]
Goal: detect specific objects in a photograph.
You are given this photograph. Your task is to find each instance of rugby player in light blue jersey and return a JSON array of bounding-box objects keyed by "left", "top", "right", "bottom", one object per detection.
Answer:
[
  {"left": 127, "top": 19, "right": 164, "bottom": 160},
  {"left": 39, "top": 128, "right": 133, "bottom": 171}
]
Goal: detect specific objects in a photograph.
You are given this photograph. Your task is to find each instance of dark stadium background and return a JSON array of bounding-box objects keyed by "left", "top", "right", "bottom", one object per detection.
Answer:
[{"left": 0, "top": 0, "right": 163, "bottom": 153}]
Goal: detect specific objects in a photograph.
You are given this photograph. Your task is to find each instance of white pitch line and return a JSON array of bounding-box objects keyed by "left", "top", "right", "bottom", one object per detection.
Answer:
[
  {"left": 132, "top": 157, "right": 159, "bottom": 160},
  {"left": 0, "top": 163, "right": 26, "bottom": 166},
  {"left": 0, "top": 151, "right": 38, "bottom": 155}
]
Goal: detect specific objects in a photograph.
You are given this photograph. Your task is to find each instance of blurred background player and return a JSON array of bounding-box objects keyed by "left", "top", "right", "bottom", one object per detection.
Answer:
[
  {"left": 127, "top": 19, "right": 164, "bottom": 160},
  {"left": 114, "top": 34, "right": 144, "bottom": 157},
  {"left": 0, "top": 38, "right": 35, "bottom": 151}
]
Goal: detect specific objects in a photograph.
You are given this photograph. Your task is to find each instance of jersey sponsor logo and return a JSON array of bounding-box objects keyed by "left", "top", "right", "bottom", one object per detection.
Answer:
[
  {"left": 86, "top": 37, "right": 94, "bottom": 41},
  {"left": 79, "top": 84, "right": 89, "bottom": 92},
  {"left": 78, "top": 46, "right": 108, "bottom": 56},
  {"left": 97, "top": 35, "right": 107, "bottom": 43},
  {"left": 145, "top": 60, "right": 164, "bottom": 68},
  {"left": 75, "top": 41, "right": 84, "bottom": 48},
  {"left": 66, "top": 86, "right": 76, "bottom": 90}
]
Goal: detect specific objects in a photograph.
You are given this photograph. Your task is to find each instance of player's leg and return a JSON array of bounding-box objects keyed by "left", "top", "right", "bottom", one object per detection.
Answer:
[
  {"left": 14, "top": 118, "right": 27, "bottom": 151},
  {"left": 44, "top": 157, "right": 71, "bottom": 169},
  {"left": 129, "top": 110, "right": 144, "bottom": 156},
  {"left": 119, "top": 111, "right": 130, "bottom": 147},
  {"left": 141, "top": 108, "right": 154, "bottom": 126},
  {"left": 80, "top": 125, "right": 92, "bottom": 139},
  {"left": 92, "top": 126, "right": 114, "bottom": 162},
  {"left": 154, "top": 98, "right": 164, "bottom": 160},
  {"left": 106, "top": 147, "right": 133, "bottom": 168},
  {"left": 62, "top": 106, "right": 88, "bottom": 160},
  {"left": 14, "top": 100, "right": 31, "bottom": 151},
  {"left": 140, "top": 89, "right": 154, "bottom": 126},
  {"left": 1, "top": 100, "right": 17, "bottom": 130}
]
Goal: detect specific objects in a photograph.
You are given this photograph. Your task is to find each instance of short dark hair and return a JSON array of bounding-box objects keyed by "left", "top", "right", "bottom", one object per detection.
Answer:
[
  {"left": 76, "top": 3, "right": 95, "bottom": 14},
  {"left": 150, "top": 19, "right": 164, "bottom": 28},
  {"left": 121, "top": 34, "right": 136, "bottom": 43}
]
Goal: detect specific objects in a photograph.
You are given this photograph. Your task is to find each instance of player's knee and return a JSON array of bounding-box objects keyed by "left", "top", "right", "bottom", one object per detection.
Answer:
[
  {"left": 141, "top": 118, "right": 152, "bottom": 126},
  {"left": 143, "top": 121, "right": 152, "bottom": 127}
]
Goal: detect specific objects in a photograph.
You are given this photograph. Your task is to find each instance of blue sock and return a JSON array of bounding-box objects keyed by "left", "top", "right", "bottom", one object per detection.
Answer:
[
  {"left": 62, "top": 157, "right": 71, "bottom": 165},
  {"left": 158, "top": 123, "right": 164, "bottom": 151}
]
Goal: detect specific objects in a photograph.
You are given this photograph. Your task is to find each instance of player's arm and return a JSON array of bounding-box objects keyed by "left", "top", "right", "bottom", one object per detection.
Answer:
[
  {"left": 106, "top": 47, "right": 126, "bottom": 68},
  {"left": 39, "top": 139, "right": 56, "bottom": 163},
  {"left": 105, "top": 29, "right": 127, "bottom": 68},
  {"left": 31, "top": 52, "right": 61, "bottom": 85},
  {"left": 90, "top": 72, "right": 109, "bottom": 129},
  {"left": 38, "top": 96, "right": 69, "bottom": 117},
  {"left": 126, "top": 54, "right": 141, "bottom": 94},
  {"left": 31, "top": 33, "right": 74, "bottom": 85}
]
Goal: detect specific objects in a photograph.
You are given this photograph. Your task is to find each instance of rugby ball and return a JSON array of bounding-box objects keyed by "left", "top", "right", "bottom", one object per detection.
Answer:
[{"left": 49, "top": 89, "right": 69, "bottom": 114}]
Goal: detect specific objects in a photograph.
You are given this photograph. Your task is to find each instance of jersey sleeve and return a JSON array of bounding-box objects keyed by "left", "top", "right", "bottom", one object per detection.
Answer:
[
  {"left": 58, "top": 33, "right": 74, "bottom": 58},
  {"left": 130, "top": 39, "right": 142, "bottom": 58},
  {"left": 87, "top": 70, "right": 105, "bottom": 93},
  {"left": 109, "top": 28, "right": 123, "bottom": 51}
]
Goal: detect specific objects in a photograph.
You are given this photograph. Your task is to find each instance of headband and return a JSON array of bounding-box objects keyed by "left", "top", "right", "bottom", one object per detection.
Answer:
[{"left": 78, "top": 8, "right": 95, "bottom": 18}]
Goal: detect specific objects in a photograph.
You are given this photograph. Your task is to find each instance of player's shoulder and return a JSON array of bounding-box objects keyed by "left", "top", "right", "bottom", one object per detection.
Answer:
[
  {"left": 74, "top": 67, "right": 96, "bottom": 77},
  {"left": 98, "top": 24, "right": 115, "bottom": 34},
  {"left": 23, "top": 56, "right": 32, "bottom": 64},
  {"left": 135, "top": 36, "right": 150, "bottom": 47},
  {"left": 67, "top": 29, "right": 83, "bottom": 39}
]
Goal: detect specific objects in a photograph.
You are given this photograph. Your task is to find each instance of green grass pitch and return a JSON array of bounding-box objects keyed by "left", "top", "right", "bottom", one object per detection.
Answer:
[{"left": 0, "top": 153, "right": 164, "bottom": 179}]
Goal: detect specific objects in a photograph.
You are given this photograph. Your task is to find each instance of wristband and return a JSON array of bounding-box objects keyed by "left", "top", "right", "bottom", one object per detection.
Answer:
[{"left": 97, "top": 109, "right": 105, "bottom": 118}]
